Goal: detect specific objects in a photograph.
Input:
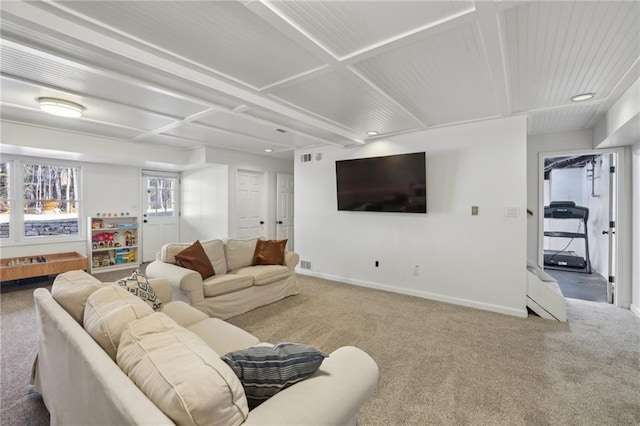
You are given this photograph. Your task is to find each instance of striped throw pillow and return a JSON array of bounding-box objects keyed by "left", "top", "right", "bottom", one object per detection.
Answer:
[{"left": 221, "top": 343, "right": 328, "bottom": 409}]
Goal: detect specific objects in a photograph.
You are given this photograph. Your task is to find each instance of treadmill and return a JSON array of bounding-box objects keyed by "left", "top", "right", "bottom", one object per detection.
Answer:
[{"left": 543, "top": 201, "right": 592, "bottom": 274}]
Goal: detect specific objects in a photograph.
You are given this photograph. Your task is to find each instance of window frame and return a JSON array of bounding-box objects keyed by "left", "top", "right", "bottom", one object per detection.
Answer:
[{"left": 0, "top": 155, "right": 85, "bottom": 247}]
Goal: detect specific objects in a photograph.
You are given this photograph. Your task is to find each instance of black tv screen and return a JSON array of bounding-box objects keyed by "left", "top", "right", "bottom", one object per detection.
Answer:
[{"left": 336, "top": 152, "right": 426, "bottom": 213}]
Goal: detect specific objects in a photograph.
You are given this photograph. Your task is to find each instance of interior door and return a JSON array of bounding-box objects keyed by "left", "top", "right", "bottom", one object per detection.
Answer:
[
  {"left": 276, "top": 173, "right": 294, "bottom": 251},
  {"left": 141, "top": 171, "right": 180, "bottom": 262},
  {"left": 606, "top": 153, "right": 617, "bottom": 304},
  {"left": 235, "top": 170, "right": 264, "bottom": 238}
]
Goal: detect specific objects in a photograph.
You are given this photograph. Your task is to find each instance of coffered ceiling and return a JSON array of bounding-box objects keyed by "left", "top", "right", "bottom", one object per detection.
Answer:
[{"left": 1, "top": 1, "right": 638, "bottom": 161}]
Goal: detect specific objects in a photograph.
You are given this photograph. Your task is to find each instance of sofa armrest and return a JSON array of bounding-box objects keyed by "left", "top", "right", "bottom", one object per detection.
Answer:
[
  {"left": 243, "top": 346, "right": 379, "bottom": 426},
  {"left": 145, "top": 260, "right": 205, "bottom": 305},
  {"left": 147, "top": 278, "right": 173, "bottom": 304},
  {"left": 283, "top": 251, "right": 299, "bottom": 272}
]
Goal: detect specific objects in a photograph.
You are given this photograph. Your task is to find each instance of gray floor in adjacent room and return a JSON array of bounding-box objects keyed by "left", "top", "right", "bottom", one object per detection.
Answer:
[{"left": 544, "top": 268, "right": 608, "bottom": 303}]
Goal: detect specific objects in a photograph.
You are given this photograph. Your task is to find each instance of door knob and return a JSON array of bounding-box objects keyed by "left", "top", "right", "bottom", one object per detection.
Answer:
[
  {"left": 602, "top": 230, "right": 615, "bottom": 235},
  {"left": 260, "top": 221, "right": 264, "bottom": 225},
  {"left": 143, "top": 220, "right": 148, "bottom": 223},
  {"left": 277, "top": 221, "right": 283, "bottom": 224}
]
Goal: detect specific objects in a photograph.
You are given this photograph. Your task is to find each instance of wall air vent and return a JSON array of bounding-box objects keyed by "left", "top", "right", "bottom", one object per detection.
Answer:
[
  {"left": 300, "top": 260, "right": 311, "bottom": 269},
  {"left": 300, "top": 153, "right": 312, "bottom": 163}
]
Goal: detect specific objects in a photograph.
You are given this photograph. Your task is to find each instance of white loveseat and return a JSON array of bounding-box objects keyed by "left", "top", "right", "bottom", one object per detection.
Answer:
[
  {"left": 146, "top": 238, "right": 300, "bottom": 319},
  {"left": 32, "top": 270, "right": 379, "bottom": 425}
]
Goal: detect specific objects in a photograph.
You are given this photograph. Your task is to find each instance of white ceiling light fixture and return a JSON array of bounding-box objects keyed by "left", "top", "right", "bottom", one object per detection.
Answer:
[
  {"left": 570, "top": 93, "right": 595, "bottom": 102},
  {"left": 264, "top": 149, "right": 273, "bottom": 153},
  {"left": 38, "top": 97, "right": 85, "bottom": 118},
  {"left": 367, "top": 131, "right": 379, "bottom": 136}
]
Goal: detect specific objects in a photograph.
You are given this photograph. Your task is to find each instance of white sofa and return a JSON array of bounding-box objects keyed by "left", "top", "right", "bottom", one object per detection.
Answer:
[
  {"left": 146, "top": 238, "right": 299, "bottom": 319},
  {"left": 32, "top": 270, "right": 379, "bottom": 425}
]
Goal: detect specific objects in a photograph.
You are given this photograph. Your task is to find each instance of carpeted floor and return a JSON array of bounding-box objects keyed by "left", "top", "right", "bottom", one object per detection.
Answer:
[{"left": 1, "top": 271, "right": 639, "bottom": 425}]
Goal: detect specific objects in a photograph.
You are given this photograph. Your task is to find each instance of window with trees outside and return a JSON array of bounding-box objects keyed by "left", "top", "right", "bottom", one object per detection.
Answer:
[
  {"left": 0, "top": 159, "right": 82, "bottom": 242},
  {"left": 145, "top": 175, "right": 177, "bottom": 217}
]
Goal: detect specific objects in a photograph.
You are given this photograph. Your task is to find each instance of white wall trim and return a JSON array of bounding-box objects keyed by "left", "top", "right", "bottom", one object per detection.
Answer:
[
  {"left": 631, "top": 304, "right": 640, "bottom": 319},
  {"left": 296, "top": 269, "right": 529, "bottom": 319}
]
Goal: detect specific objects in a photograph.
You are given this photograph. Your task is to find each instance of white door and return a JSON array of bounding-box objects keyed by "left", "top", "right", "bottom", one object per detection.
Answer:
[
  {"left": 235, "top": 170, "right": 264, "bottom": 238},
  {"left": 142, "top": 171, "right": 180, "bottom": 262},
  {"left": 276, "top": 173, "right": 294, "bottom": 251},
  {"left": 606, "top": 153, "right": 617, "bottom": 304}
]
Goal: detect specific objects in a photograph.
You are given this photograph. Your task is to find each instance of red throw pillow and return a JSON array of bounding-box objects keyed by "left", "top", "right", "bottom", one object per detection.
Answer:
[
  {"left": 253, "top": 239, "right": 287, "bottom": 266},
  {"left": 174, "top": 240, "right": 215, "bottom": 279}
]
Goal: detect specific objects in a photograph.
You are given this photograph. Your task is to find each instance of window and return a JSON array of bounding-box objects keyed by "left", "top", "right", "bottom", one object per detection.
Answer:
[
  {"left": 0, "top": 161, "right": 10, "bottom": 240},
  {"left": 0, "top": 158, "right": 82, "bottom": 243},
  {"left": 145, "top": 175, "right": 177, "bottom": 217}
]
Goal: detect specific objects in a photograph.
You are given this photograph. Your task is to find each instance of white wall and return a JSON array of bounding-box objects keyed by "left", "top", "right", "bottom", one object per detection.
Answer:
[
  {"left": 632, "top": 142, "right": 640, "bottom": 317},
  {"left": 295, "top": 116, "right": 528, "bottom": 317},
  {"left": 181, "top": 164, "right": 229, "bottom": 242},
  {"left": 527, "top": 129, "right": 593, "bottom": 262}
]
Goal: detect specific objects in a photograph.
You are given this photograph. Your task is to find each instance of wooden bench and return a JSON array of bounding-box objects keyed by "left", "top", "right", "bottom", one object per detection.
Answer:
[{"left": 0, "top": 252, "right": 88, "bottom": 282}]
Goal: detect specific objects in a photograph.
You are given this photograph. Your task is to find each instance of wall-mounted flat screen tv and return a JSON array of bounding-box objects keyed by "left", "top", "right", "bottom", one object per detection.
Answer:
[{"left": 336, "top": 152, "right": 426, "bottom": 213}]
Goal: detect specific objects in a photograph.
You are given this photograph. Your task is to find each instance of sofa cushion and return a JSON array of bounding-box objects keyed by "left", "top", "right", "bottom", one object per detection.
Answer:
[
  {"left": 222, "top": 343, "right": 328, "bottom": 409},
  {"left": 253, "top": 239, "right": 287, "bottom": 265},
  {"left": 160, "top": 300, "right": 209, "bottom": 328},
  {"left": 203, "top": 274, "right": 253, "bottom": 297},
  {"left": 175, "top": 240, "right": 216, "bottom": 279},
  {"left": 187, "top": 318, "right": 260, "bottom": 356},
  {"left": 117, "top": 313, "right": 248, "bottom": 426},
  {"left": 117, "top": 271, "right": 162, "bottom": 310},
  {"left": 84, "top": 285, "right": 153, "bottom": 360},
  {"left": 51, "top": 270, "right": 108, "bottom": 324},
  {"left": 225, "top": 238, "right": 258, "bottom": 271},
  {"left": 160, "top": 239, "right": 227, "bottom": 274},
  {"left": 233, "top": 265, "right": 290, "bottom": 286}
]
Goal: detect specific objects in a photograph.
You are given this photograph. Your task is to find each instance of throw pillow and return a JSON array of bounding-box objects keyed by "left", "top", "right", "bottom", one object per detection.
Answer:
[
  {"left": 252, "top": 239, "right": 287, "bottom": 265},
  {"left": 174, "top": 240, "right": 215, "bottom": 279},
  {"left": 221, "top": 343, "right": 328, "bottom": 409},
  {"left": 117, "top": 271, "right": 162, "bottom": 311}
]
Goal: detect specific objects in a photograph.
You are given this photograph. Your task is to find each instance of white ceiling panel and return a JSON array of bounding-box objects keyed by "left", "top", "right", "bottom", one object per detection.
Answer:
[
  {"left": 1, "top": 1, "right": 638, "bottom": 166},
  {"left": 270, "top": 1, "right": 473, "bottom": 58},
  {"left": 528, "top": 104, "right": 602, "bottom": 135},
  {"left": 352, "top": 23, "right": 499, "bottom": 126},
  {"left": 0, "top": 44, "right": 207, "bottom": 119},
  {"left": 268, "top": 71, "right": 422, "bottom": 135},
  {"left": 163, "top": 122, "right": 294, "bottom": 154},
  {"left": 1, "top": 105, "right": 143, "bottom": 140},
  {"left": 504, "top": 1, "right": 640, "bottom": 112},
  {"left": 1, "top": 77, "right": 176, "bottom": 132},
  {"left": 53, "top": 1, "right": 325, "bottom": 89}
]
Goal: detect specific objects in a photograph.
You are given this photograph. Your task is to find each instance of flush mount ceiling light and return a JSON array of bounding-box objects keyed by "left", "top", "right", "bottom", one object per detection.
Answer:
[
  {"left": 264, "top": 149, "right": 273, "bottom": 153},
  {"left": 570, "top": 93, "right": 595, "bottom": 102},
  {"left": 38, "top": 97, "right": 85, "bottom": 117},
  {"left": 367, "top": 131, "right": 379, "bottom": 136}
]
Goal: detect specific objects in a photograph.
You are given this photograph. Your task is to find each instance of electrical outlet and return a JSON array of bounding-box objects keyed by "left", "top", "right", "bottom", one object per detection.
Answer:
[{"left": 413, "top": 265, "right": 420, "bottom": 276}]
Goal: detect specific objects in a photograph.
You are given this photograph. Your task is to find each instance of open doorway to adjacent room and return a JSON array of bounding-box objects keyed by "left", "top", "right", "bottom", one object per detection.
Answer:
[{"left": 542, "top": 152, "right": 617, "bottom": 304}]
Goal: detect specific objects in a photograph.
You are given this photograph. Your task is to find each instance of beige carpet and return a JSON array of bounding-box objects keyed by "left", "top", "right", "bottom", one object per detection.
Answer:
[{"left": 2, "top": 272, "right": 640, "bottom": 425}]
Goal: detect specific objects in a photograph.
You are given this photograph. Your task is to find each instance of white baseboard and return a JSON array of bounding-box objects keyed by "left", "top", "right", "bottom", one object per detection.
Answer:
[
  {"left": 631, "top": 303, "right": 640, "bottom": 319},
  {"left": 296, "top": 269, "right": 528, "bottom": 318}
]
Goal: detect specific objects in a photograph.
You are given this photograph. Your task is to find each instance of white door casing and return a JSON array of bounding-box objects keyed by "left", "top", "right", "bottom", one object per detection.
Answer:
[
  {"left": 141, "top": 171, "right": 180, "bottom": 262},
  {"left": 235, "top": 170, "right": 264, "bottom": 239},
  {"left": 607, "top": 153, "right": 617, "bottom": 304},
  {"left": 276, "top": 173, "right": 294, "bottom": 251}
]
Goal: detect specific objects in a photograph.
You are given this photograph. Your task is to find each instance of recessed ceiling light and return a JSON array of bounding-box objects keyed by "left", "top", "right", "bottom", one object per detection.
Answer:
[
  {"left": 38, "top": 97, "right": 85, "bottom": 118},
  {"left": 570, "top": 93, "right": 595, "bottom": 102},
  {"left": 264, "top": 149, "right": 273, "bottom": 153},
  {"left": 367, "top": 131, "right": 379, "bottom": 136}
]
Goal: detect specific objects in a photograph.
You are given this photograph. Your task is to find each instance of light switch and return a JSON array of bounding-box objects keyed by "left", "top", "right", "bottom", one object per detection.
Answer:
[
  {"left": 505, "top": 207, "right": 519, "bottom": 217},
  {"left": 471, "top": 206, "right": 479, "bottom": 216}
]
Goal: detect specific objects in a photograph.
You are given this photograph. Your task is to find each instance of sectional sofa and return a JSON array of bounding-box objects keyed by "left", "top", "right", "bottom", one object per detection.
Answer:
[{"left": 32, "top": 270, "right": 379, "bottom": 425}]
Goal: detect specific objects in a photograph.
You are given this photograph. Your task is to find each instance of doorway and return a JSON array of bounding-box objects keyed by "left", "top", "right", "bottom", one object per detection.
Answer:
[
  {"left": 541, "top": 152, "right": 616, "bottom": 304},
  {"left": 276, "top": 173, "right": 294, "bottom": 251},
  {"left": 235, "top": 169, "right": 265, "bottom": 239},
  {"left": 141, "top": 171, "right": 180, "bottom": 262}
]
